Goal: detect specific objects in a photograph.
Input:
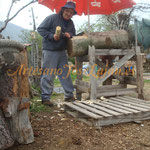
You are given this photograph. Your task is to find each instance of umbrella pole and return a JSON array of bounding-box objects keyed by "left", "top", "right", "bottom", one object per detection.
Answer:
[{"left": 88, "top": 0, "right": 90, "bottom": 32}]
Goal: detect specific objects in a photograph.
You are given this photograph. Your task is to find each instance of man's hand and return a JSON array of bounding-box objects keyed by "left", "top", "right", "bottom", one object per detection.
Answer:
[
  {"left": 54, "top": 34, "right": 60, "bottom": 41},
  {"left": 64, "top": 32, "right": 71, "bottom": 38}
]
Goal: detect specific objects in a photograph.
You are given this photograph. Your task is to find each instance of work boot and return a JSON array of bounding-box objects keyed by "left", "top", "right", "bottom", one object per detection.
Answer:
[
  {"left": 64, "top": 97, "right": 75, "bottom": 102},
  {"left": 42, "top": 100, "right": 55, "bottom": 107}
]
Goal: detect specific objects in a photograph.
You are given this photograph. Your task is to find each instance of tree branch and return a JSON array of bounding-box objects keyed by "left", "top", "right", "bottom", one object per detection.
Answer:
[
  {"left": 8, "top": 0, "right": 37, "bottom": 22},
  {"left": 7, "top": 0, "right": 14, "bottom": 20},
  {"left": 0, "top": 0, "right": 37, "bottom": 33}
]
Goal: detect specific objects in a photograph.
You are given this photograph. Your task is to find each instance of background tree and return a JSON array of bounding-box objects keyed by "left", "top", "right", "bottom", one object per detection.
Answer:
[
  {"left": 77, "top": 3, "right": 150, "bottom": 33},
  {"left": 77, "top": 15, "right": 113, "bottom": 33},
  {"left": 20, "top": 30, "right": 42, "bottom": 67}
]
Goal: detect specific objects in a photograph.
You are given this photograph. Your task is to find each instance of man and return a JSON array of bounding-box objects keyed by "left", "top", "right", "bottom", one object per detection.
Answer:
[{"left": 37, "top": 2, "right": 76, "bottom": 106}]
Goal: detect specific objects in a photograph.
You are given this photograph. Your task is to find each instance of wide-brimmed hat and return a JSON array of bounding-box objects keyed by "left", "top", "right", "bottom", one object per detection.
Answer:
[{"left": 62, "top": 2, "right": 77, "bottom": 15}]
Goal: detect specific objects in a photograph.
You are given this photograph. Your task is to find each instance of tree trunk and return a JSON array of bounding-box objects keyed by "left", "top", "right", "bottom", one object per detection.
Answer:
[
  {"left": 0, "top": 39, "right": 34, "bottom": 149},
  {"left": 0, "top": 97, "right": 34, "bottom": 145},
  {"left": 67, "top": 30, "right": 129, "bottom": 57},
  {"left": 0, "top": 109, "right": 14, "bottom": 150}
]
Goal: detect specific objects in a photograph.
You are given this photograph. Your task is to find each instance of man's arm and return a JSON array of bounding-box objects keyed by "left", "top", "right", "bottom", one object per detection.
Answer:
[
  {"left": 65, "top": 20, "right": 76, "bottom": 38},
  {"left": 37, "top": 15, "right": 54, "bottom": 41}
]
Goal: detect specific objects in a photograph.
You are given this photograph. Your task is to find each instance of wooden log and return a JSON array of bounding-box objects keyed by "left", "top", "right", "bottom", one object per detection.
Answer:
[
  {"left": 67, "top": 30, "right": 129, "bottom": 57},
  {"left": 0, "top": 39, "right": 24, "bottom": 52}
]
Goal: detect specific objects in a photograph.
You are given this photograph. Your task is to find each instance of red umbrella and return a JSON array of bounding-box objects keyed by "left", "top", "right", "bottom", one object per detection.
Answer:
[
  {"left": 38, "top": 0, "right": 136, "bottom": 16},
  {"left": 38, "top": 0, "right": 136, "bottom": 31}
]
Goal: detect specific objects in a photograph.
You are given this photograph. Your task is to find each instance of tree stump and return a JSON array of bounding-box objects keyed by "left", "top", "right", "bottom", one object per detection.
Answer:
[{"left": 0, "top": 39, "right": 34, "bottom": 149}]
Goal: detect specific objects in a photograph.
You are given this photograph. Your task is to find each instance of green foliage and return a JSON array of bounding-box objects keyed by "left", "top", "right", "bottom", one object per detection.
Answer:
[
  {"left": 30, "top": 97, "right": 52, "bottom": 112},
  {"left": 68, "top": 57, "right": 75, "bottom": 64},
  {"left": 30, "top": 72, "right": 89, "bottom": 112},
  {"left": 32, "top": 84, "right": 41, "bottom": 93},
  {"left": 20, "top": 30, "right": 42, "bottom": 67},
  {"left": 19, "top": 30, "right": 32, "bottom": 43},
  {"left": 54, "top": 71, "right": 89, "bottom": 86},
  {"left": 54, "top": 72, "right": 77, "bottom": 86},
  {"left": 77, "top": 8, "right": 135, "bottom": 33},
  {"left": 20, "top": 30, "right": 42, "bottom": 52},
  {"left": 51, "top": 92, "right": 62, "bottom": 99},
  {"left": 54, "top": 77, "right": 60, "bottom": 86},
  {"left": 77, "top": 15, "right": 113, "bottom": 33},
  {"left": 30, "top": 92, "right": 63, "bottom": 112},
  {"left": 70, "top": 71, "right": 77, "bottom": 81},
  {"left": 144, "top": 79, "right": 150, "bottom": 83}
]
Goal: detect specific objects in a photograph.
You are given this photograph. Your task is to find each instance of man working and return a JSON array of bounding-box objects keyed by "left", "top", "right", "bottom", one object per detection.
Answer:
[{"left": 37, "top": 1, "right": 77, "bottom": 106}]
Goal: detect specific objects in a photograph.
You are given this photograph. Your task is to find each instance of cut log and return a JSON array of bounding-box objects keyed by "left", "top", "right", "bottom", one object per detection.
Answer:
[
  {"left": 67, "top": 30, "right": 129, "bottom": 57},
  {"left": 67, "top": 34, "right": 91, "bottom": 57}
]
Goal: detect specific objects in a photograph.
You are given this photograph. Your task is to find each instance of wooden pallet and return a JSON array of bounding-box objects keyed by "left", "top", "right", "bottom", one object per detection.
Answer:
[{"left": 64, "top": 96, "right": 150, "bottom": 127}]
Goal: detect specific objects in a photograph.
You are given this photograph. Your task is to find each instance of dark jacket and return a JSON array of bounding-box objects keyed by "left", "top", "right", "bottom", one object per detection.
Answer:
[{"left": 37, "top": 13, "right": 76, "bottom": 51}]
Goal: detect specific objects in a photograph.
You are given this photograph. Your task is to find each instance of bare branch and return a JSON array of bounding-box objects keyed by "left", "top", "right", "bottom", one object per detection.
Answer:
[
  {"left": 0, "top": 0, "right": 37, "bottom": 33},
  {"left": 7, "top": 0, "right": 14, "bottom": 20},
  {"left": 107, "top": 15, "right": 119, "bottom": 28},
  {"left": 135, "top": 3, "right": 150, "bottom": 12},
  {"left": 8, "top": 0, "right": 37, "bottom": 22}
]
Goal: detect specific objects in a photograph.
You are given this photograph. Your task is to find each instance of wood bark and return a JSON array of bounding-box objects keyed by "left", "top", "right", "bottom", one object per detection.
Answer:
[
  {"left": 0, "top": 98, "right": 34, "bottom": 145},
  {"left": 0, "top": 39, "right": 24, "bottom": 51},
  {"left": 0, "top": 109, "right": 14, "bottom": 150},
  {"left": 67, "top": 30, "right": 129, "bottom": 57},
  {"left": 0, "top": 40, "right": 27, "bottom": 98},
  {"left": 0, "top": 39, "right": 24, "bottom": 71},
  {"left": 0, "top": 40, "right": 34, "bottom": 149}
]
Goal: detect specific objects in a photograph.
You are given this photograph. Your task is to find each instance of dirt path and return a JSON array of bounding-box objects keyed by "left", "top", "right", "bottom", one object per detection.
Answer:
[
  {"left": 9, "top": 82, "right": 150, "bottom": 150},
  {"left": 9, "top": 108, "right": 150, "bottom": 150}
]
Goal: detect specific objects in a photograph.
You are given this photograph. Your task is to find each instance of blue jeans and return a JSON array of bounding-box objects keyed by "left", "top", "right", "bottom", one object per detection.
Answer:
[{"left": 41, "top": 50, "right": 74, "bottom": 101}]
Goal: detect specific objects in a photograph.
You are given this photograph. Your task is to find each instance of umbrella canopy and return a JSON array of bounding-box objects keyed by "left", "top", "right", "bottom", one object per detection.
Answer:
[{"left": 38, "top": 0, "right": 136, "bottom": 15}]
